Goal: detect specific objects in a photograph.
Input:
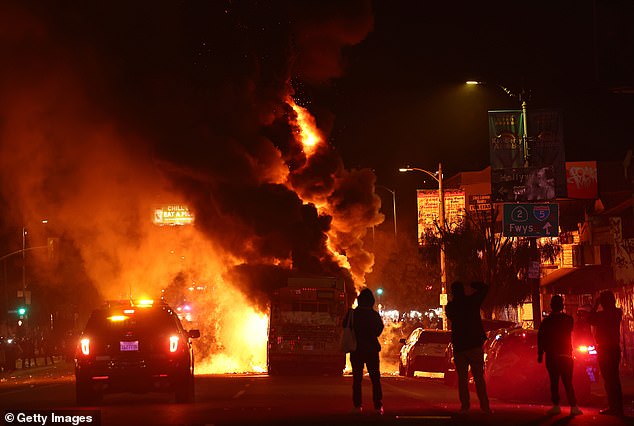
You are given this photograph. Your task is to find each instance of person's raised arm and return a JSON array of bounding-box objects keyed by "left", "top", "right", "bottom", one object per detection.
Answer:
[{"left": 471, "top": 281, "right": 489, "bottom": 303}]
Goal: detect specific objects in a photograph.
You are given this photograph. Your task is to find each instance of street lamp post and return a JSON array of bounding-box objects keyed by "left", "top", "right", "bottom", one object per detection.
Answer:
[
  {"left": 467, "top": 80, "right": 542, "bottom": 329},
  {"left": 399, "top": 163, "right": 447, "bottom": 331},
  {"left": 376, "top": 185, "right": 398, "bottom": 241},
  {"left": 22, "top": 227, "right": 26, "bottom": 304}
]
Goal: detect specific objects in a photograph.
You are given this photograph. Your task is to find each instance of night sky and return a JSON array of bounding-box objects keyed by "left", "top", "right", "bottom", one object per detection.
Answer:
[
  {"left": 328, "top": 1, "right": 634, "bottom": 178},
  {"left": 18, "top": 1, "right": 634, "bottom": 177}
]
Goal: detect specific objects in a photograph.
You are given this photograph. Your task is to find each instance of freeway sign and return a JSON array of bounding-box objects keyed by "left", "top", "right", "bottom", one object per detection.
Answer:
[{"left": 503, "top": 203, "right": 559, "bottom": 237}]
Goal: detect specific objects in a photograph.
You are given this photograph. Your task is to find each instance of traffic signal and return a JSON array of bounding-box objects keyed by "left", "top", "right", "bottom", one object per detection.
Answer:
[
  {"left": 17, "top": 306, "right": 27, "bottom": 316},
  {"left": 376, "top": 288, "right": 383, "bottom": 296}
]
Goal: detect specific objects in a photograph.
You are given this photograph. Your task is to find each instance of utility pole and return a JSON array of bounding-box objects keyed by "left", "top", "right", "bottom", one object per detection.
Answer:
[{"left": 399, "top": 163, "right": 447, "bottom": 330}]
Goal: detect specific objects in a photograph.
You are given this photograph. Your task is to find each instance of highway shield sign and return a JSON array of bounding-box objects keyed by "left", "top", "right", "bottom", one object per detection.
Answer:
[{"left": 503, "top": 203, "right": 559, "bottom": 237}]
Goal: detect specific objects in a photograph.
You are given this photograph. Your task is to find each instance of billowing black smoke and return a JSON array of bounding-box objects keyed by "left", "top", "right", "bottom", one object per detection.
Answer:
[{"left": 0, "top": 1, "right": 379, "bottom": 310}]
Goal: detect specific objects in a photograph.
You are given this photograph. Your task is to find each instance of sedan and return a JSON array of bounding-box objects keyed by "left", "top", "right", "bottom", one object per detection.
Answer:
[{"left": 398, "top": 328, "right": 451, "bottom": 378}]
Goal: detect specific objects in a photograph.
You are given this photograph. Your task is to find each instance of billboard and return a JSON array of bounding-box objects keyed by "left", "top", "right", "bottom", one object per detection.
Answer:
[
  {"left": 153, "top": 205, "right": 195, "bottom": 226},
  {"left": 468, "top": 194, "right": 493, "bottom": 221},
  {"left": 417, "top": 189, "right": 465, "bottom": 243},
  {"left": 566, "top": 161, "right": 598, "bottom": 199}
]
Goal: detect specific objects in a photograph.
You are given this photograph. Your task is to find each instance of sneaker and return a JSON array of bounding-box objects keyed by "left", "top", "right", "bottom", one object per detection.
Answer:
[
  {"left": 481, "top": 407, "right": 493, "bottom": 414},
  {"left": 375, "top": 406, "right": 384, "bottom": 416},
  {"left": 350, "top": 407, "right": 363, "bottom": 415},
  {"left": 570, "top": 406, "right": 583, "bottom": 416},
  {"left": 547, "top": 405, "right": 561, "bottom": 415}
]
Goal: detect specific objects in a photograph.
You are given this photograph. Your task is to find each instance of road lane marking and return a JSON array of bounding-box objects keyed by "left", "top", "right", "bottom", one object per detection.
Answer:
[
  {"left": 396, "top": 415, "right": 452, "bottom": 420},
  {"left": 0, "top": 382, "right": 64, "bottom": 395},
  {"left": 232, "top": 389, "right": 246, "bottom": 399}
]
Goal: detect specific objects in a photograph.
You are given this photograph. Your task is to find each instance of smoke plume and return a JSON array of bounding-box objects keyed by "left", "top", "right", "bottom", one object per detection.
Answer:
[{"left": 0, "top": 1, "right": 380, "bottom": 372}]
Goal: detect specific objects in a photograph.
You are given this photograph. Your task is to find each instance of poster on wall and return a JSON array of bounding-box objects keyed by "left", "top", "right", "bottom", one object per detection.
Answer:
[{"left": 566, "top": 161, "right": 598, "bottom": 199}]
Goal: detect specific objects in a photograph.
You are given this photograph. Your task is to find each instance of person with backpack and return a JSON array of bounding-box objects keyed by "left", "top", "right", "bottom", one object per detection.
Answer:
[{"left": 343, "top": 288, "right": 384, "bottom": 415}]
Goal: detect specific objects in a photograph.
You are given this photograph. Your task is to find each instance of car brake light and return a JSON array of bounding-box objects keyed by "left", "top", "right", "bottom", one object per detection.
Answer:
[
  {"left": 578, "top": 345, "right": 596, "bottom": 355},
  {"left": 81, "top": 338, "right": 90, "bottom": 355},
  {"left": 169, "top": 335, "right": 179, "bottom": 352},
  {"left": 108, "top": 315, "right": 127, "bottom": 322}
]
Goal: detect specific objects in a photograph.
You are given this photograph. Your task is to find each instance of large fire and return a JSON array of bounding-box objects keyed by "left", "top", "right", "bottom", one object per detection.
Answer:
[
  {"left": 288, "top": 98, "right": 323, "bottom": 157},
  {"left": 0, "top": 3, "right": 381, "bottom": 375}
]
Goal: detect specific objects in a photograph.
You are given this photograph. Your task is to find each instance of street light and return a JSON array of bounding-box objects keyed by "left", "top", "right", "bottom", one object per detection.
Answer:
[
  {"left": 399, "top": 162, "right": 447, "bottom": 331},
  {"left": 22, "top": 227, "right": 26, "bottom": 305},
  {"left": 465, "top": 80, "right": 529, "bottom": 167},
  {"left": 466, "top": 80, "right": 542, "bottom": 329},
  {"left": 376, "top": 185, "right": 397, "bottom": 241}
]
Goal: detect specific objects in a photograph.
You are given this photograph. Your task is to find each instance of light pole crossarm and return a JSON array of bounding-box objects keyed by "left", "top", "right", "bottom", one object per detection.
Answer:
[
  {"left": 399, "top": 163, "right": 447, "bottom": 330},
  {"left": 0, "top": 245, "right": 47, "bottom": 262},
  {"left": 399, "top": 167, "right": 440, "bottom": 183}
]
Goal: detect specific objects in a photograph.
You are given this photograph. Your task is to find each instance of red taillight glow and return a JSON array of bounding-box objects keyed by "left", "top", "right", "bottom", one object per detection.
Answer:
[
  {"left": 578, "top": 345, "right": 597, "bottom": 355},
  {"left": 81, "top": 338, "right": 90, "bottom": 355},
  {"left": 169, "top": 335, "right": 179, "bottom": 353}
]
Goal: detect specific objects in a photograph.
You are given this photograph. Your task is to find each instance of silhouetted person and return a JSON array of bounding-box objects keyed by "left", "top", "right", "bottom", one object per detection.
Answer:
[
  {"left": 3, "top": 337, "right": 18, "bottom": 372},
  {"left": 588, "top": 290, "right": 623, "bottom": 416},
  {"left": 19, "top": 337, "right": 36, "bottom": 369},
  {"left": 343, "top": 288, "right": 384, "bottom": 415},
  {"left": 446, "top": 281, "right": 491, "bottom": 414},
  {"left": 40, "top": 331, "right": 55, "bottom": 366},
  {"left": 537, "top": 295, "right": 582, "bottom": 416}
]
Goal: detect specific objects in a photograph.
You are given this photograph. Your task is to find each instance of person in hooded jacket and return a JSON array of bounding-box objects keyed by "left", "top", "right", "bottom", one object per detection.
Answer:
[
  {"left": 343, "top": 288, "right": 384, "bottom": 414},
  {"left": 588, "top": 290, "right": 623, "bottom": 416}
]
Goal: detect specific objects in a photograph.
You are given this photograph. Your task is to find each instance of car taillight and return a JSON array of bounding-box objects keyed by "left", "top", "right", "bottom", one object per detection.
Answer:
[
  {"left": 169, "top": 335, "right": 179, "bottom": 353},
  {"left": 81, "top": 338, "right": 90, "bottom": 355},
  {"left": 578, "top": 345, "right": 596, "bottom": 355}
]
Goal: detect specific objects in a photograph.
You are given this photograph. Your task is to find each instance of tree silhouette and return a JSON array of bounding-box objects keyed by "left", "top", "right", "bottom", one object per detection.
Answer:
[{"left": 421, "top": 207, "right": 560, "bottom": 318}]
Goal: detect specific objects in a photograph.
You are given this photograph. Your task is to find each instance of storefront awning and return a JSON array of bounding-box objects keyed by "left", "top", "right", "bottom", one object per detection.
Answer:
[{"left": 540, "top": 265, "right": 617, "bottom": 294}]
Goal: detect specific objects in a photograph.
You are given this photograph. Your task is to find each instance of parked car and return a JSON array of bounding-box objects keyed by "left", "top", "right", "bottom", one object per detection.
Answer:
[
  {"left": 398, "top": 328, "right": 451, "bottom": 378},
  {"left": 444, "top": 320, "right": 517, "bottom": 386},
  {"left": 75, "top": 299, "right": 200, "bottom": 405},
  {"left": 483, "top": 327, "right": 592, "bottom": 403}
]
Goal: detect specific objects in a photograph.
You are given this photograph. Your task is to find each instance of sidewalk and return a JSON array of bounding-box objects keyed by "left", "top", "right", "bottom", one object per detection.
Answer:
[
  {"left": 0, "top": 356, "right": 68, "bottom": 380},
  {"left": 594, "top": 369, "right": 634, "bottom": 414}
]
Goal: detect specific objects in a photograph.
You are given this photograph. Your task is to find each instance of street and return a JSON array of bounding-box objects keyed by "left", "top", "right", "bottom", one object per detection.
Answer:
[{"left": 1, "top": 361, "right": 633, "bottom": 426}]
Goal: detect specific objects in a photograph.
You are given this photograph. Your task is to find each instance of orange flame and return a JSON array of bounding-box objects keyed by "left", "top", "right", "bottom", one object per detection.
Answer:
[{"left": 288, "top": 97, "right": 324, "bottom": 157}]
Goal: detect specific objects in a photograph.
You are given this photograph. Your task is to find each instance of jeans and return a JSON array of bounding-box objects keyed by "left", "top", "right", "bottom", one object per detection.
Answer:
[
  {"left": 350, "top": 351, "right": 382, "bottom": 409},
  {"left": 454, "top": 346, "right": 490, "bottom": 410},
  {"left": 545, "top": 354, "right": 576, "bottom": 406},
  {"left": 598, "top": 346, "right": 623, "bottom": 412}
]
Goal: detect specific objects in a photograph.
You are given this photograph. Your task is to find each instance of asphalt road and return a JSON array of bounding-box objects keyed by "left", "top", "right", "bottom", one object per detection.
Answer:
[{"left": 0, "top": 361, "right": 633, "bottom": 426}]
